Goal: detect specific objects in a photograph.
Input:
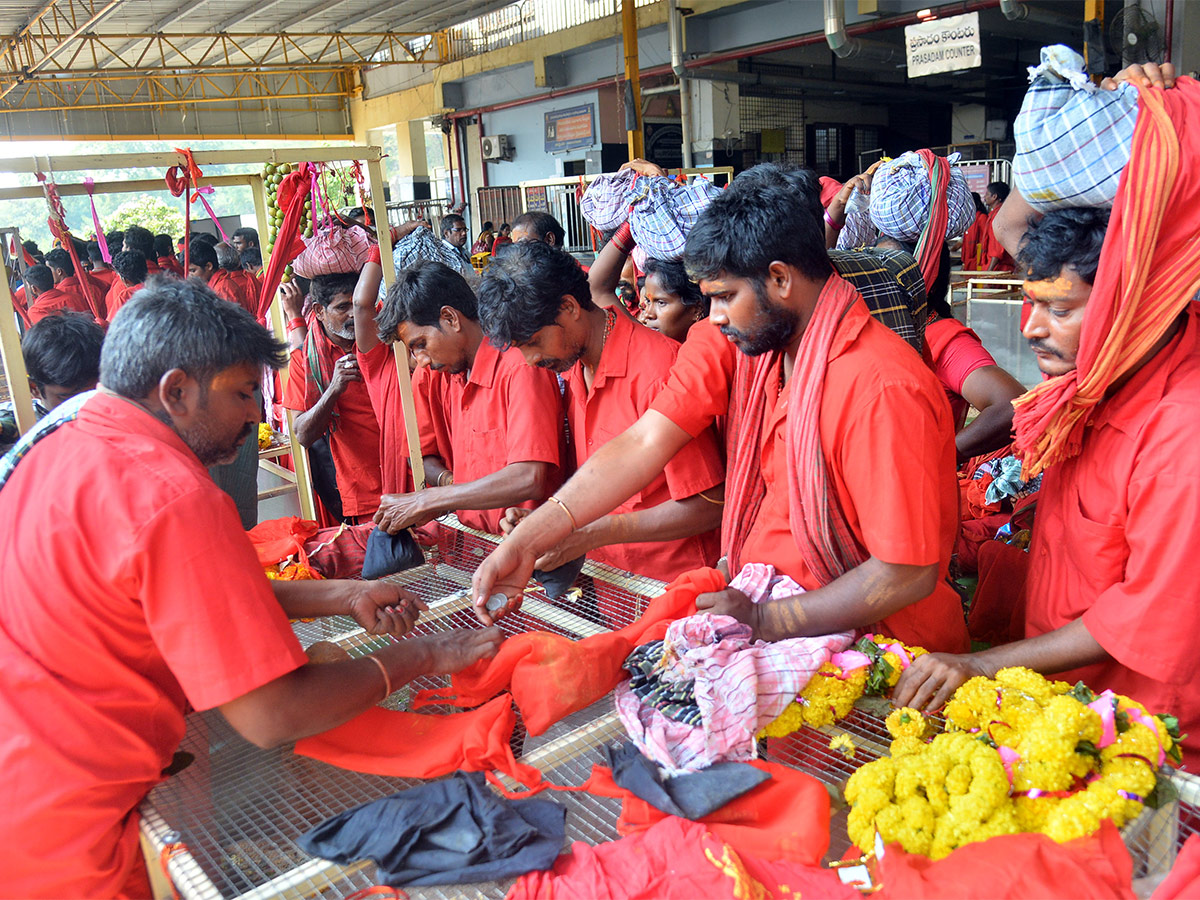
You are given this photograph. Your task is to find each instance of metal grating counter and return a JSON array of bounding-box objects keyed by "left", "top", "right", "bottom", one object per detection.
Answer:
[{"left": 141, "top": 520, "right": 1200, "bottom": 899}]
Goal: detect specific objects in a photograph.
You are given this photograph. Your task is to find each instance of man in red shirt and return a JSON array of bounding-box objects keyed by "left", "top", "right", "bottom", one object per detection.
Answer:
[
  {"left": 982, "top": 181, "right": 1016, "bottom": 272},
  {"left": 154, "top": 233, "right": 184, "bottom": 277},
  {"left": 27, "top": 256, "right": 96, "bottom": 324},
  {"left": 473, "top": 164, "right": 967, "bottom": 654},
  {"left": 895, "top": 206, "right": 1200, "bottom": 764},
  {"left": 213, "top": 241, "right": 262, "bottom": 314},
  {"left": 104, "top": 250, "right": 148, "bottom": 324},
  {"left": 123, "top": 225, "right": 162, "bottom": 277},
  {"left": 188, "top": 240, "right": 256, "bottom": 315},
  {"left": 283, "top": 272, "right": 383, "bottom": 522},
  {"left": 86, "top": 241, "right": 118, "bottom": 290},
  {"left": 0, "top": 278, "right": 501, "bottom": 898},
  {"left": 371, "top": 260, "right": 566, "bottom": 536},
  {"left": 349, "top": 220, "right": 442, "bottom": 497},
  {"left": 478, "top": 240, "right": 724, "bottom": 583}
]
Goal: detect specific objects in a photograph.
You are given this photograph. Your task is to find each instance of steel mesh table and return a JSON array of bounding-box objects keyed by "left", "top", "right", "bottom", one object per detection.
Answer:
[{"left": 140, "top": 520, "right": 1200, "bottom": 899}]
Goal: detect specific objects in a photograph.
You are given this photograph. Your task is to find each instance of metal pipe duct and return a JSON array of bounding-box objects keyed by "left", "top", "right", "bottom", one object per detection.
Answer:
[
  {"left": 824, "top": 0, "right": 899, "bottom": 63},
  {"left": 667, "top": 0, "right": 694, "bottom": 168}
]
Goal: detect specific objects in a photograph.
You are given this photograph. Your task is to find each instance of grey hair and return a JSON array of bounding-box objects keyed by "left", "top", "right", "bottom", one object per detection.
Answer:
[
  {"left": 215, "top": 242, "right": 241, "bottom": 271},
  {"left": 100, "top": 275, "right": 286, "bottom": 398}
]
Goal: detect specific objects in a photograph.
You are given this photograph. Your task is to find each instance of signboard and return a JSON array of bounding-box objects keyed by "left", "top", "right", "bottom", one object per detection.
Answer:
[
  {"left": 957, "top": 162, "right": 992, "bottom": 197},
  {"left": 905, "top": 12, "right": 982, "bottom": 78},
  {"left": 545, "top": 104, "right": 595, "bottom": 153},
  {"left": 524, "top": 184, "right": 549, "bottom": 212}
]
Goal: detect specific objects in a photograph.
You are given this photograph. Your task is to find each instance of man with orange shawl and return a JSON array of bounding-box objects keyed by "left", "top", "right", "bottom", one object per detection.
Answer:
[
  {"left": 473, "top": 162, "right": 969, "bottom": 654},
  {"left": 895, "top": 68, "right": 1200, "bottom": 767}
]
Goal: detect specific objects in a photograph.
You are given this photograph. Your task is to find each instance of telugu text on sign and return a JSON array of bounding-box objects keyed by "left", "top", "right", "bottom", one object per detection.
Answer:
[{"left": 904, "top": 12, "right": 982, "bottom": 79}]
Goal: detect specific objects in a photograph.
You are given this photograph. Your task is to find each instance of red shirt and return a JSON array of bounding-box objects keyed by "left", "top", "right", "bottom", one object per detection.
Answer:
[
  {"left": 565, "top": 313, "right": 723, "bottom": 580},
  {"left": 27, "top": 284, "right": 93, "bottom": 323},
  {"left": 924, "top": 317, "right": 998, "bottom": 431},
  {"left": 89, "top": 266, "right": 118, "bottom": 290},
  {"left": 415, "top": 339, "right": 565, "bottom": 533},
  {"left": 210, "top": 269, "right": 260, "bottom": 316},
  {"left": 0, "top": 394, "right": 306, "bottom": 898},
  {"left": 105, "top": 279, "right": 142, "bottom": 323},
  {"left": 1025, "top": 302, "right": 1200, "bottom": 767},
  {"left": 356, "top": 341, "right": 413, "bottom": 495},
  {"left": 59, "top": 273, "right": 108, "bottom": 320},
  {"left": 651, "top": 313, "right": 968, "bottom": 653},
  {"left": 984, "top": 205, "right": 1015, "bottom": 271},
  {"left": 283, "top": 322, "right": 383, "bottom": 518},
  {"left": 158, "top": 255, "right": 184, "bottom": 277},
  {"left": 960, "top": 211, "right": 988, "bottom": 269}
]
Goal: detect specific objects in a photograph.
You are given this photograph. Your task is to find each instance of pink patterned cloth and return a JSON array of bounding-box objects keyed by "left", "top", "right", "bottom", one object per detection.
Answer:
[{"left": 615, "top": 565, "right": 853, "bottom": 773}]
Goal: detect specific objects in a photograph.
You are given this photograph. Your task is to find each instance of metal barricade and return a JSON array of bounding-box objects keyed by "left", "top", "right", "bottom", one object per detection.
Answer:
[
  {"left": 475, "top": 186, "right": 523, "bottom": 232},
  {"left": 385, "top": 199, "right": 450, "bottom": 228}
]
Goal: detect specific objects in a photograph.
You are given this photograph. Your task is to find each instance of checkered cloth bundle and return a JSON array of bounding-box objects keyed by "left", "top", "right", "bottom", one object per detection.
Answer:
[
  {"left": 869, "top": 150, "right": 975, "bottom": 243},
  {"left": 1013, "top": 45, "right": 1138, "bottom": 212},
  {"left": 581, "top": 172, "right": 724, "bottom": 261},
  {"left": 379, "top": 226, "right": 479, "bottom": 302}
]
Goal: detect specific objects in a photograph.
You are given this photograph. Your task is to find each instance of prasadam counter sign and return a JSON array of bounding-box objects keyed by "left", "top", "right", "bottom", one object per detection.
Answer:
[{"left": 905, "top": 12, "right": 982, "bottom": 78}]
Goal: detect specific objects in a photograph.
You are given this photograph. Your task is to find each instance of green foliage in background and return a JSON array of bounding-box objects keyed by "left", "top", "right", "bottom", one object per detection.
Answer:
[{"left": 103, "top": 196, "right": 185, "bottom": 238}]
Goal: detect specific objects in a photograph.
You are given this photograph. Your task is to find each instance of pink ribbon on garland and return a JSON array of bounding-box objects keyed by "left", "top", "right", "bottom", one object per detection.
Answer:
[
  {"left": 83, "top": 178, "right": 111, "bottom": 263},
  {"left": 190, "top": 186, "right": 229, "bottom": 242}
]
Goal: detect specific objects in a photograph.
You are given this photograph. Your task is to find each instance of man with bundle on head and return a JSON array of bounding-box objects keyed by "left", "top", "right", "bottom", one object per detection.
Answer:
[
  {"left": 895, "top": 66, "right": 1200, "bottom": 766},
  {"left": 478, "top": 241, "right": 724, "bottom": 586},
  {"left": 0, "top": 311, "right": 103, "bottom": 454},
  {"left": 474, "top": 163, "right": 968, "bottom": 654},
  {"left": 830, "top": 150, "right": 1024, "bottom": 461},
  {"left": 370, "top": 260, "right": 566, "bottom": 540},
  {"left": 283, "top": 269, "right": 383, "bottom": 524},
  {"left": 0, "top": 278, "right": 501, "bottom": 899}
]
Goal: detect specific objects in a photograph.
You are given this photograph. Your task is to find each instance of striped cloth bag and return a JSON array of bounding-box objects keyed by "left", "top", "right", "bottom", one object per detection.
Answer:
[{"left": 1013, "top": 44, "right": 1138, "bottom": 212}]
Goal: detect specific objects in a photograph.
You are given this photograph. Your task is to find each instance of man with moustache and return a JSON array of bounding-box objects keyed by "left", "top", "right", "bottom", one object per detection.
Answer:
[
  {"left": 472, "top": 163, "right": 968, "bottom": 654},
  {"left": 0, "top": 278, "right": 502, "bottom": 898},
  {"left": 893, "top": 207, "right": 1200, "bottom": 765},
  {"left": 283, "top": 272, "right": 384, "bottom": 522}
]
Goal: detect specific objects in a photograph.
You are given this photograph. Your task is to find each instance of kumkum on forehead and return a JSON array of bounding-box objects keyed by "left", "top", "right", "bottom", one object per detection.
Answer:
[{"left": 1022, "top": 274, "right": 1085, "bottom": 301}]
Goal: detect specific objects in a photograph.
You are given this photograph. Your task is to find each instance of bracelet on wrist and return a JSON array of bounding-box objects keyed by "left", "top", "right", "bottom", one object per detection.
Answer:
[
  {"left": 286, "top": 317, "right": 306, "bottom": 331},
  {"left": 823, "top": 210, "right": 843, "bottom": 231}
]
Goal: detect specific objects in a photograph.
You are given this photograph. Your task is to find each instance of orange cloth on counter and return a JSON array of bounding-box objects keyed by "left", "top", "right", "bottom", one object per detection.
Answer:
[{"left": 413, "top": 567, "right": 724, "bottom": 735}]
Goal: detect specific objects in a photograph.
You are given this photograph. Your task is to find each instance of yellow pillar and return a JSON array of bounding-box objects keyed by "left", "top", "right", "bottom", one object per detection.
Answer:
[
  {"left": 622, "top": 0, "right": 645, "bottom": 160},
  {"left": 0, "top": 276, "right": 35, "bottom": 436}
]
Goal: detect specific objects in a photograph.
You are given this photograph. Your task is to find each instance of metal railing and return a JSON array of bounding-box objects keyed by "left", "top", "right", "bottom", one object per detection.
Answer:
[
  {"left": 858, "top": 144, "right": 1013, "bottom": 177},
  {"left": 476, "top": 186, "right": 523, "bottom": 233},
  {"left": 385, "top": 199, "right": 451, "bottom": 228},
  {"left": 444, "top": 0, "right": 659, "bottom": 61}
]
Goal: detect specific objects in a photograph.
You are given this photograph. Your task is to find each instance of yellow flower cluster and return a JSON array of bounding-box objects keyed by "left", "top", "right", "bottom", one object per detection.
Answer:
[
  {"left": 846, "top": 730, "right": 1016, "bottom": 859},
  {"left": 846, "top": 668, "right": 1181, "bottom": 855},
  {"left": 759, "top": 635, "right": 927, "bottom": 737},
  {"left": 258, "top": 422, "right": 275, "bottom": 450}
]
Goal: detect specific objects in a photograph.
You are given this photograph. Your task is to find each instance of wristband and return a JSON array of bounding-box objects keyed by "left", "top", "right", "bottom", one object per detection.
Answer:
[
  {"left": 611, "top": 221, "right": 635, "bottom": 255},
  {"left": 823, "top": 210, "right": 843, "bottom": 231},
  {"left": 287, "top": 317, "right": 305, "bottom": 331},
  {"left": 366, "top": 655, "right": 392, "bottom": 702}
]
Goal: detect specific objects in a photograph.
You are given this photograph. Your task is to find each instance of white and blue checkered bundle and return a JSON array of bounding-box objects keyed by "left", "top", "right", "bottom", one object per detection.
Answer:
[
  {"left": 868, "top": 151, "right": 975, "bottom": 243},
  {"left": 581, "top": 171, "right": 724, "bottom": 261},
  {"left": 1013, "top": 45, "right": 1138, "bottom": 212}
]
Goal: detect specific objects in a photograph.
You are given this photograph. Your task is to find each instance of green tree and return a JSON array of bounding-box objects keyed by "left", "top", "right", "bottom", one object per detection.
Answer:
[{"left": 103, "top": 196, "right": 185, "bottom": 236}]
